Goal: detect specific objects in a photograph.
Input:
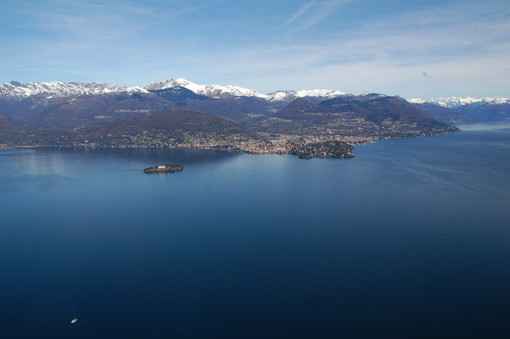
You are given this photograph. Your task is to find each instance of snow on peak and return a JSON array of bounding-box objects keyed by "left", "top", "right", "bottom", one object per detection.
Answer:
[
  {"left": 144, "top": 78, "right": 190, "bottom": 91},
  {"left": 267, "top": 89, "right": 348, "bottom": 102},
  {"left": 0, "top": 81, "right": 139, "bottom": 99},
  {"left": 12, "top": 78, "right": 506, "bottom": 109},
  {"left": 408, "top": 96, "right": 510, "bottom": 108},
  {"left": 144, "top": 78, "right": 347, "bottom": 101},
  {"left": 126, "top": 86, "right": 150, "bottom": 93},
  {"left": 407, "top": 98, "right": 426, "bottom": 104},
  {"left": 144, "top": 78, "right": 268, "bottom": 99},
  {"left": 1, "top": 78, "right": 352, "bottom": 103},
  {"left": 360, "top": 91, "right": 384, "bottom": 97}
]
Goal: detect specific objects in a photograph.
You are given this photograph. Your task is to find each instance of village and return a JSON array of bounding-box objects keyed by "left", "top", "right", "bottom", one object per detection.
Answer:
[{"left": 58, "top": 130, "right": 368, "bottom": 159}]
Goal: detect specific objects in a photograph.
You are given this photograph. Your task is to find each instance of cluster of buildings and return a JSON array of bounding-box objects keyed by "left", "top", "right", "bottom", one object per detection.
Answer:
[{"left": 51, "top": 128, "right": 373, "bottom": 159}]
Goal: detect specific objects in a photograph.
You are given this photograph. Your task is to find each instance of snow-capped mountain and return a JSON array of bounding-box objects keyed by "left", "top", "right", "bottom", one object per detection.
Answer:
[
  {"left": 144, "top": 78, "right": 268, "bottom": 99},
  {"left": 4, "top": 78, "right": 507, "bottom": 109},
  {"left": 0, "top": 81, "right": 148, "bottom": 100},
  {"left": 1, "top": 78, "right": 351, "bottom": 103},
  {"left": 408, "top": 96, "right": 510, "bottom": 108},
  {"left": 145, "top": 78, "right": 351, "bottom": 101},
  {"left": 266, "top": 89, "right": 348, "bottom": 102}
]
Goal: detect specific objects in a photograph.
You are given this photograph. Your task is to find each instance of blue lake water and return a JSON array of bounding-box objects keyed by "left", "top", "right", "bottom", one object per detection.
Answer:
[{"left": 1, "top": 124, "right": 510, "bottom": 338}]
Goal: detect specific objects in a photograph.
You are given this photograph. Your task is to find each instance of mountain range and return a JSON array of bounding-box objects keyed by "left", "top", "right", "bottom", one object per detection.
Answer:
[
  {"left": 245, "top": 94, "right": 457, "bottom": 140},
  {"left": 0, "top": 79, "right": 351, "bottom": 126},
  {"left": 2, "top": 77, "right": 506, "bottom": 155},
  {"left": 2, "top": 78, "right": 508, "bottom": 124},
  {"left": 0, "top": 78, "right": 347, "bottom": 102},
  {"left": 407, "top": 96, "right": 510, "bottom": 123},
  {"left": 408, "top": 96, "right": 510, "bottom": 109}
]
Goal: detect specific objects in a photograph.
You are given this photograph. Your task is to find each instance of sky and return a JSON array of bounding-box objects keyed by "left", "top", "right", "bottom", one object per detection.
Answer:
[{"left": 1, "top": 0, "right": 509, "bottom": 98}]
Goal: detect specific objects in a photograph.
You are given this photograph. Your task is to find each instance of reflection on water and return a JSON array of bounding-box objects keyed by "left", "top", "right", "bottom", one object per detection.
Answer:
[
  {"left": 3, "top": 174, "right": 73, "bottom": 193},
  {"left": 0, "top": 147, "right": 238, "bottom": 193},
  {"left": 42, "top": 147, "right": 240, "bottom": 165}
]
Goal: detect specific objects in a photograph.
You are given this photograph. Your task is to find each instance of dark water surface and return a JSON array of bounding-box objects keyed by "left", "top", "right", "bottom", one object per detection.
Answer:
[{"left": 1, "top": 125, "right": 510, "bottom": 338}]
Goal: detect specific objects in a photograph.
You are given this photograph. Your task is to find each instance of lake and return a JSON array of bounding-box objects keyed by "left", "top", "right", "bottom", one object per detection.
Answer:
[{"left": 1, "top": 124, "right": 510, "bottom": 338}]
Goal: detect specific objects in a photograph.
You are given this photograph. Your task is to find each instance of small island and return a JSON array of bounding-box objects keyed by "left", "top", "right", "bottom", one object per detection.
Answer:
[{"left": 143, "top": 163, "right": 184, "bottom": 174}]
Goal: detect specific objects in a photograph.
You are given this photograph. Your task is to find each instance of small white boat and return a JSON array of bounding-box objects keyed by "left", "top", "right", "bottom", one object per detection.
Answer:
[{"left": 71, "top": 318, "right": 78, "bottom": 324}]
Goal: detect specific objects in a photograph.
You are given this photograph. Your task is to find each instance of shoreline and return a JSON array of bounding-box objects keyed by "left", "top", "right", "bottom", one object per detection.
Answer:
[{"left": 0, "top": 128, "right": 465, "bottom": 159}]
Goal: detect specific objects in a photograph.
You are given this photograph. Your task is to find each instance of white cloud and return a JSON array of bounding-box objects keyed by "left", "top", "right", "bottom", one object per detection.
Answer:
[
  {"left": 2, "top": 0, "right": 509, "bottom": 98},
  {"left": 280, "top": 0, "right": 351, "bottom": 30},
  {"left": 279, "top": 0, "right": 318, "bottom": 28},
  {"left": 176, "top": 3, "right": 510, "bottom": 97}
]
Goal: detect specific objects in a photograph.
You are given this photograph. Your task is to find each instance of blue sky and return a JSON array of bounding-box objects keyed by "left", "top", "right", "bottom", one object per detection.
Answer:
[{"left": 1, "top": 0, "right": 509, "bottom": 98}]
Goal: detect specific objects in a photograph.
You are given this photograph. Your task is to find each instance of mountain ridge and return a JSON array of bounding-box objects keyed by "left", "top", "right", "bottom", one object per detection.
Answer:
[
  {"left": 3, "top": 79, "right": 508, "bottom": 110},
  {"left": 0, "top": 86, "right": 461, "bottom": 158},
  {"left": 408, "top": 96, "right": 510, "bottom": 108},
  {"left": 1, "top": 78, "right": 353, "bottom": 103},
  {"left": 245, "top": 95, "right": 458, "bottom": 141}
]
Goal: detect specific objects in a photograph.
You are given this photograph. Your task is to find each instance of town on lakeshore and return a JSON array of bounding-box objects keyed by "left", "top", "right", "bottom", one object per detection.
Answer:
[
  {"left": 0, "top": 79, "right": 477, "bottom": 159},
  {"left": 67, "top": 133, "right": 364, "bottom": 159}
]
